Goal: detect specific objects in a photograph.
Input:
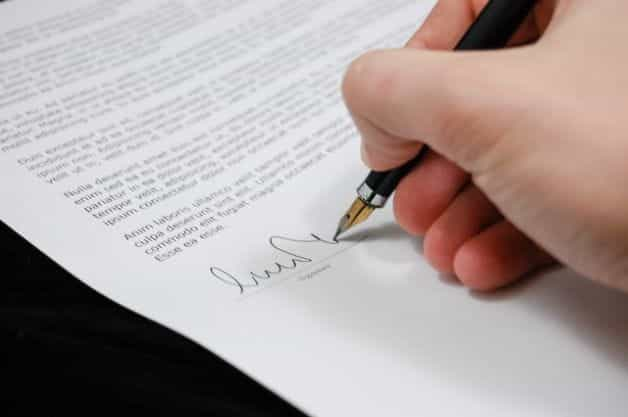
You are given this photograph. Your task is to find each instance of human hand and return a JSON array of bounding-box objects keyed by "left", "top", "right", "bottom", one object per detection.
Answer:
[{"left": 342, "top": 0, "right": 628, "bottom": 292}]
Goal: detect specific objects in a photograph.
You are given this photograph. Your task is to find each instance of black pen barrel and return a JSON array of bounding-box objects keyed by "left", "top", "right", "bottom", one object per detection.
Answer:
[
  {"left": 456, "top": 0, "right": 538, "bottom": 50},
  {"left": 365, "top": 148, "right": 428, "bottom": 198}
]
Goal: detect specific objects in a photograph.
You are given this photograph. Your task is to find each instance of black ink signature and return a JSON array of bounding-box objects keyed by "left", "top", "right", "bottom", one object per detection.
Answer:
[{"left": 210, "top": 234, "right": 338, "bottom": 294}]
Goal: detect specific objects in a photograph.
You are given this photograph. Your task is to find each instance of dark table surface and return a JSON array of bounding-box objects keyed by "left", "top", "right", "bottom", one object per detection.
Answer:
[{"left": 1, "top": 221, "right": 305, "bottom": 416}]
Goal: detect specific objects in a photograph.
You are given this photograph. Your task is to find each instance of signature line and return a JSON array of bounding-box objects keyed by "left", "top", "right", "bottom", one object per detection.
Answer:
[{"left": 237, "top": 236, "right": 366, "bottom": 301}]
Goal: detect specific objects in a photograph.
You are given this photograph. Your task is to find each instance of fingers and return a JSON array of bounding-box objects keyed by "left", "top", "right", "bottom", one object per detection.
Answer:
[
  {"left": 350, "top": 0, "right": 556, "bottom": 291},
  {"left": 454, "top": 221, "right": 555, "bottom": 291},
  {"left": 406, "top": 0, "right": 481, "bottom": 49},
  {"left": 407, "top": 0, "right": 542, "bottom": 50},
  {"left": 393, "top": 151, "right": 468, "bottom": 235},
  {"left": 423, "top": 184, "right": 501, "bottom": 273},
  {"left": 343, "top": 47, "right": 526, "bottom": 173},
  {"left": 397, "top": 169, "right": 555, "bottom": 289}
]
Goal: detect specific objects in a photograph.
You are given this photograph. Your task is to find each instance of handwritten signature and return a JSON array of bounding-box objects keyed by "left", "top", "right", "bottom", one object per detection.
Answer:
[{"left": 210, "top": 234, "right": 338, "bottom": 294}]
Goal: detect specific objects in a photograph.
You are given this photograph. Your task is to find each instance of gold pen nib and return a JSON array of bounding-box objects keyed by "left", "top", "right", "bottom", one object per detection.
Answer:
[{"left": 333, "top": 198, "right": 374, "bottom": 241}]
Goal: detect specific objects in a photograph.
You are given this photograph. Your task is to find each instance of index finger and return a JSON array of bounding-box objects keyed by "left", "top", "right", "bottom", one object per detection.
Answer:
[{"left": 407, "top": 0, "right": 541, "bottom": 50}]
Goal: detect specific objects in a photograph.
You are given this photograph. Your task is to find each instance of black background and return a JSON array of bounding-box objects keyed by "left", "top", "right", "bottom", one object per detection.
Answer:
[{"left": 1, "top": 220, "right": 306, "bottom": 416}]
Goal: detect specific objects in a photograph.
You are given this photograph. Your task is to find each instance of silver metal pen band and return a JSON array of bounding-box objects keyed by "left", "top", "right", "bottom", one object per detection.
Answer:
[{"left": 357, "top": 182, "right": 388, "bottom": 208}]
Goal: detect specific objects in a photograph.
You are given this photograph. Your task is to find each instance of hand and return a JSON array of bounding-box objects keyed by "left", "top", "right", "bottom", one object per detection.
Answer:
[{"left": 342, "top": 0, "right": 628, "bottom": 292}]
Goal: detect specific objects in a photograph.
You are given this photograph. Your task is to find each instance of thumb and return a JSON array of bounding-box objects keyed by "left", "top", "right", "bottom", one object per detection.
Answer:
[{"left": 342, "top": 47, "right": 535, "bottom": 174}]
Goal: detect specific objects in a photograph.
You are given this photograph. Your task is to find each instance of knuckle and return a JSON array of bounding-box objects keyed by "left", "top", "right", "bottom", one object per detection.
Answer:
[
  {"left": 432, "top": 64, "right": 518, "bottom": 173},
  {"left": 342, "top": 50, "right": 398, "bottom": 113},
  {"left": 342, "top": 53, "right": 371, "bottom": 108}
]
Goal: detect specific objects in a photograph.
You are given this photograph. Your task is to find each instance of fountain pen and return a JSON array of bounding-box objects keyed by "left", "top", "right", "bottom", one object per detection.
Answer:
[{"left": 334, "top": 0, "right": 538, "bottom": 241}]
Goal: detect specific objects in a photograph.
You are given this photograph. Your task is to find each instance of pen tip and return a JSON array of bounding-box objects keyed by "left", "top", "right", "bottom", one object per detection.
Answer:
[
  {"left": 333, "top": 228, "right": 343, "bottom": 242},
  {"left": 333, "top": 217, "right": 348, "bottom": 242},
  {"left": 333, "top": 198, "right": 375, "bottom": 242}
]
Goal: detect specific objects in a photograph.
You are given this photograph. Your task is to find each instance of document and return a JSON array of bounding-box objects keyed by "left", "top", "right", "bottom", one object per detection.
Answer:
[{"left": 2, "top": 1, "right": 628, "bottom": 416}]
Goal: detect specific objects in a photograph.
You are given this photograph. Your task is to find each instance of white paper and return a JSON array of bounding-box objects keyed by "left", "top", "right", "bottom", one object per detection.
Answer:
[{"left": 2, "top": 1, "right": 628, "bottom": 416}]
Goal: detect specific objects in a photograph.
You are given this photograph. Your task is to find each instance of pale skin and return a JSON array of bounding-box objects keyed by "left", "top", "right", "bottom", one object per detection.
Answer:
[{"left": 342, "top": 0, "right": 628, "bottom": 292}]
